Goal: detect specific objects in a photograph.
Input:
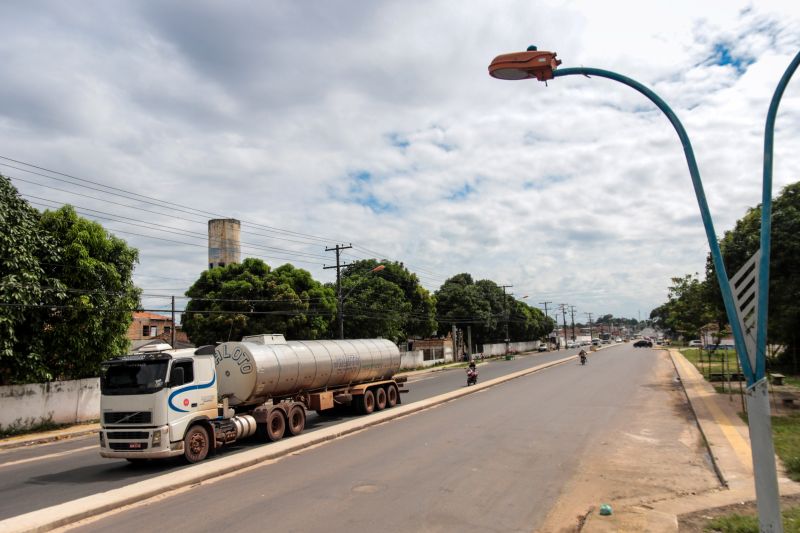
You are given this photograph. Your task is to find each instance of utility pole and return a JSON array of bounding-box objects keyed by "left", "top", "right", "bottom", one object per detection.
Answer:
[
  {"left": 324, "top": 243, "right": 352, "bottom": 339},
  {"left": 540, "top": 300, "right": 552, "bottom": 346},
  {"left": 171, "top": 295, "right": 176, "bottom": 348},
  {"left": 569, "top": 305, "right": 577, "bottom": 341},
  {"left": 501, "top": 285, "right": 512, "bottom": 354},
  {"left": 559, "top": 304, "right": 569, "bottom": 348},
  {"left": 585, "top": 312, "right": 594, "bottom": 344}
]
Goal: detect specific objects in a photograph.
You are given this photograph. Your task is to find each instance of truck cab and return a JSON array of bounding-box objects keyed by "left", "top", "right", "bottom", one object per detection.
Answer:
[{"left": 99, "top": 347, "right": 218, "bottom": 461}]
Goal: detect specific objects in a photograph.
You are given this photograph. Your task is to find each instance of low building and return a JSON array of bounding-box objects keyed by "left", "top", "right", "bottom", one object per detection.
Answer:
[{"left": 127, "top": 311, "right": 193, "bottom": 351}]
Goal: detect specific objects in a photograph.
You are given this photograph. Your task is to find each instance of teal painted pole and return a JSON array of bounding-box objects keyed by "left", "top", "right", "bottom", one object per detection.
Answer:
[
  {"left": 553, "top": 67, "right": 753, "bottom": 383},
  {"left": 757, "top": 51, "right": 800, "bottom": 380}
]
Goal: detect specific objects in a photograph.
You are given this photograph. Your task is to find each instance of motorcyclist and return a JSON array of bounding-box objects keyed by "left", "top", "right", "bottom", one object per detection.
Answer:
[
  {"left": 579, "top": 349, "right": 587, "bottom": 365},
  {"left": 466, "top": 361, "right": 478, "bottom": 385}
]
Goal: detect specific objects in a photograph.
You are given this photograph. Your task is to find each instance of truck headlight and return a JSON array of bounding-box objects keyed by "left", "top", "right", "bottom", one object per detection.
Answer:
[{"left": 152, "top": 430, "right": 162, "bottom": 447}]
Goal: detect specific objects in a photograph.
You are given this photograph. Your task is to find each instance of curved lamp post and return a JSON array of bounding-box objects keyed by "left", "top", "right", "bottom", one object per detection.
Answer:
[
  {"left": 339, "top": 264, "right": 385, "bottom": 338},
  {"left": 489, "top": 45, "right": 799, "bottom": 532}
]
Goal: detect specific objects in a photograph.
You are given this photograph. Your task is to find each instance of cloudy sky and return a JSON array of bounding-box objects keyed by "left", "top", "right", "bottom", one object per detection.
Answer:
[{"left": 1, "top": 0, "right": 799, "bottom": 324}]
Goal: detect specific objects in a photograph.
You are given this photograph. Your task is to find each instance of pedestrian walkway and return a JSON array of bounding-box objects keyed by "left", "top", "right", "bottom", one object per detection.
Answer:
[{"left": 582, "top": 348, "right": 800, "bottom": 532}]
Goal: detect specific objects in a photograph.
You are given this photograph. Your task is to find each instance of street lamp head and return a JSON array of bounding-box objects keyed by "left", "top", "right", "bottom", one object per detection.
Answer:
[{"left": 488, "top": 46, "right": 561, "bottom": 81}]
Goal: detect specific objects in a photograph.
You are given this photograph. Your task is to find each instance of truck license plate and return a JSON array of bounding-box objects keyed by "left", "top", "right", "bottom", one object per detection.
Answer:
[{"left": 129, "top": 443, "right": 142, "bottom": 449}]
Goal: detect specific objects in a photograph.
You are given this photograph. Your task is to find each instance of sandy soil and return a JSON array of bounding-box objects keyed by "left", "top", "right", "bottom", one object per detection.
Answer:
[{"left": 538, "top": 350, "right": 721, "bottom": 532}]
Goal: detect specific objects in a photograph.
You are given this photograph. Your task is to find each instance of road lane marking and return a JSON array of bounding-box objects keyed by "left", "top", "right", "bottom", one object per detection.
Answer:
[{"left": 0, "top": 445, "right": 97, "bottom": 469}]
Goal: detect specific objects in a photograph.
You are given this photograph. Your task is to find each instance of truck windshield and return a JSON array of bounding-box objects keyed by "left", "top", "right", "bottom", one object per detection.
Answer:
[{"left": 101, "top": 360, "right": 169, "bottom": 395}]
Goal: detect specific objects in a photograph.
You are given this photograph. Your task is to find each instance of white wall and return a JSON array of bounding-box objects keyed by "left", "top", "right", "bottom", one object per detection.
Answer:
[
  {"left": 0, "top": 378, "right": 100, "bottom": 432},
  {"left": 400, "top": 350, "right": 448, "bottom": 369},
  {"left": 481, "top": 341, "right": 543, "bottom": 356}
]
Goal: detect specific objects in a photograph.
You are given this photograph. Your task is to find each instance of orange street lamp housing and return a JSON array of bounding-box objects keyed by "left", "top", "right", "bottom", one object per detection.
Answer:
[{"left": 488, "top": 46, "right": 561, "bottom": 81}]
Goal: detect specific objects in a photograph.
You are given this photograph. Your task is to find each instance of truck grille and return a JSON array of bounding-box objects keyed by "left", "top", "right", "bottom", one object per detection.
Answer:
[
  {"left": 106, "top": 431, "right": 149, "bottom": 440},
  {"left": 109, "top": 442, "right": 149, "bottom": 451},
  {"left": 103, "top": 411, "right": 152, "bottom": 424}
]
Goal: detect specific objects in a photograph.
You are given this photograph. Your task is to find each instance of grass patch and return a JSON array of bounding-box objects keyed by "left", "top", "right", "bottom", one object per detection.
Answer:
[
  {"left": 680, "top": 347, "right": 744, "bottom": 379},
  {"left": 704, "top": 505, "right": 800, "bottom": 532},
  {"left": 772, "top": 413, "right": 800, "bottom": 482}
]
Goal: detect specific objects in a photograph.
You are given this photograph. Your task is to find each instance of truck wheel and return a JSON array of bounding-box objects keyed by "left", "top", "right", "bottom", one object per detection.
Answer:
[
  {"left": 375, "top": 387, "right": 387, "bottom": 411},
  {"left": 286, "top": 405, "right": 306, "bottom": 437},
  {"left": 184, "top": 425, "right": 210, "bottom": 463},
  {"left": 386, "top": 384, "right": 398, "bottom": 407},
  {"left": 361, "top": 390, "right": 375, "bottom": 414},
  {"left": 265, "top": 410, "right": 286, "bottom": 442}
]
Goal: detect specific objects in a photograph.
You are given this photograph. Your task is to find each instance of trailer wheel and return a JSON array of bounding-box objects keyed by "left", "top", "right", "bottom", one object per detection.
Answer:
[
  {"left": 375, "top": 387, "right": 387, "bottom": 411},
  {"left": 286, "top": 405, "right": 306, "bottom": 437},
  {"left": 264, "top": 410, "right": 286, "bottom": 442},
  {"left": 361, "top": 389, "right": 375, "bottom": 414},
  {"left": 386, "top": 384, "right": 399, "bottom": 407},
  {"left": 183, "top": 425, "right": 210, "bottom": 463}
]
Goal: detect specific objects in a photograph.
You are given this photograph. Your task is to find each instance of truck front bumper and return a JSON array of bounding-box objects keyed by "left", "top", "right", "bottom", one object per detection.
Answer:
[{"left": 99, "top": 425, "right": 184, "bottom": 459}]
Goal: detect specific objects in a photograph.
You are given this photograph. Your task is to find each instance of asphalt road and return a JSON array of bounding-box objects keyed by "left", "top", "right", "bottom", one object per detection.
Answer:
[
  {"left": 69, "top": 343, "right": 656, "bottom": 532},
  {"left": 0, "top": 346, "right": 589, "bottom": 520}
]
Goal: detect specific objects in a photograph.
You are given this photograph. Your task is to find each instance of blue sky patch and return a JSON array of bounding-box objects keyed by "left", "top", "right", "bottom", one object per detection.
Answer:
[
  {"left": 387, "top": 132, "right": 409, "bottom": 149},
  {"left": 709, "top": 42, "right": 754, "bottom": 74},
  {"left": 448, "top": 182, "right": 476, "bottom": 201},
  {"left": 523, "top": 175, "right": 568, "bottom": 190},
  {"left": 356, "top": 193, "right": 395, "bottom": 213}
]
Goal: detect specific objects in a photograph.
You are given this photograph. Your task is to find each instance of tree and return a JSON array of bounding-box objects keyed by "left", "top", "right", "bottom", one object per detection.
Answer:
[
  {"left": 649, "top": 274, "right": 714, "bottom": 341},
  {"left": 37, "top": 206, "right": 141, "bottom": 380},
  {"left": 709, "top": 180, "right": 800, "bottom": 368},
  {"left": 435, "top": 274, "right": 493, "bottom": 344},
  {"left": 0, "top": 174, "right": 59, "bottom": 384},
  {"left": 339, "top": 259, "right": 436, "bottom": 341},
  {"left": 1, "top": 174, "right": 140, "bottom": 384},
  {"left": 183, "top": 259, "right": 336, "bottom": 345}
]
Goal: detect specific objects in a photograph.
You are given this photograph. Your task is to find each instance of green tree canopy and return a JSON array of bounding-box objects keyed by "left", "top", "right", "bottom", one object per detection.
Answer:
[
  {"left": 339, "top": 259, "right": 436, "bottom": 341},
  {"left": 1, "top": 174, "right": 140, "bottom": 384},
  {"left": 710, "top": 181, "right": 800, "bottom": 365},
  {"left": 183, "top": 259, "right": 336, "bottom": 345},
  {"left": 38, "top": 206, "right": 141, "bottom": 380}
]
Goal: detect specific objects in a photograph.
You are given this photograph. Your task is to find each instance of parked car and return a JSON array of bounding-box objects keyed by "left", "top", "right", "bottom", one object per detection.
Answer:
[
  {"left": 566, "top": 341, "right": 578, "bottom": 349},
  {"left": 688, "top": 340, "right": 702, "bottom": 347},
  {"left": 591, "top": 338, "right": 601, "bottom": 347},
  {"left": 614, "top": 337, "right": 622, "bottom": 342},
  {"left": 538, "top": 343, "right": 548, "bottom": 352},
  {"left": 634, "top": 339, "right": 653, "bottom": 348}
]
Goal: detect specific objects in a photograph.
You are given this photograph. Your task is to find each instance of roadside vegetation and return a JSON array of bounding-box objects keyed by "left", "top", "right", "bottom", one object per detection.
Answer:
[{"left": 704, "top": 504, "right": 800, "bottom": 532}]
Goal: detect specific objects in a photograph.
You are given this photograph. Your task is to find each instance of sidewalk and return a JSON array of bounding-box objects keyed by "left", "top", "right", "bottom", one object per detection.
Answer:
[
  {"left": 0, "top": 422, "right": 99, "bottom": 451},
  {"left": 582, "top": 347, "right": 800, "bottom": 532}
]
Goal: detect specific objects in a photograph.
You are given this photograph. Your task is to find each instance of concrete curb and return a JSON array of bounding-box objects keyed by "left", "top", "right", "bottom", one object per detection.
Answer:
[
  {"left": 0, "top": 353, "right": 578, "bottom": 533},
  {"left": 0, "top": 426, "right": 100, "bottom": 451}
]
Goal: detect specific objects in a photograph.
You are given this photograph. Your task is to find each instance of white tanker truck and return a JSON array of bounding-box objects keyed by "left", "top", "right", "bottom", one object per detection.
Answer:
[{"left": 98, "top": 334, "right": 406, "bottom": 463}]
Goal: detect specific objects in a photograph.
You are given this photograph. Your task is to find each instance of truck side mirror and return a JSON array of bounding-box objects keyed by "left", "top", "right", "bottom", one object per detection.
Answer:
[{"left": 170, "top": 367, "right": 185, "bottom": 387}]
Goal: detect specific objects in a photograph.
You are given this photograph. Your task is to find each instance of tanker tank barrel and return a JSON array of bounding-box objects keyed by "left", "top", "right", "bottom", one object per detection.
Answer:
[{"left": 214, "top": 338, "right": 401, "bottom": 407}]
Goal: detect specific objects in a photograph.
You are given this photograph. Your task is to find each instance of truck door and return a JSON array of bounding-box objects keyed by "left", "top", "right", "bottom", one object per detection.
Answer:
[{"left": 167, "top": 359, "right": 200, "bottom": 440}]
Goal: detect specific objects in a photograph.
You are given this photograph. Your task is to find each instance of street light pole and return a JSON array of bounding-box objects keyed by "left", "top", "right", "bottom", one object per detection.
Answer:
[{"left": 488, "top": 46, "right": 799, "bottom": 531}]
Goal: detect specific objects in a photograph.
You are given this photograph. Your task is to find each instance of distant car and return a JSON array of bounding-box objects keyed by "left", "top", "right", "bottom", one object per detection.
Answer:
[
  {"left": 614, "top": 337, "right": 622, "bottom": 342},
  {"left": 688, "top": 340, "right": 702, "bottom": 347},
  {"left": 634, "top": 339, "right": 653, "bottom": 348},
  {"left": 591, "top": 338, "right": 601, "bottom": 346},
  {"left": 538, "top": 343, "right": 548, "bottom": 352},
  {"left": 566, "top": 341, "right": 578, "bottom": 349}
]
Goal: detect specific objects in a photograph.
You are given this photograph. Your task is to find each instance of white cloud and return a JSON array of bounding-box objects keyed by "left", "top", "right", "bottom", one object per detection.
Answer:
[{"left": 1, "top": 0, "right": 799, "bottom": 323}]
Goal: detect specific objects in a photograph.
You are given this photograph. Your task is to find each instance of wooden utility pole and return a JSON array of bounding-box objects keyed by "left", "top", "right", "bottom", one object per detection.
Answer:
[{"left": 324, "top": 244, "right": 352, "bottom": 339}]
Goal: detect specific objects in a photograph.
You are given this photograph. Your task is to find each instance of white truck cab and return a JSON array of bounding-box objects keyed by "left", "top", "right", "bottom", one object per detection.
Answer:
[{"left": 99, "top": 348, "right": 218, "bottom": 461}]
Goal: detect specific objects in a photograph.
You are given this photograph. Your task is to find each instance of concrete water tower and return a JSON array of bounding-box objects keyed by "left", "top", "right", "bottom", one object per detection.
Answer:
[{"left": 208, "top": 219, "right": 241, "bottom": 269}]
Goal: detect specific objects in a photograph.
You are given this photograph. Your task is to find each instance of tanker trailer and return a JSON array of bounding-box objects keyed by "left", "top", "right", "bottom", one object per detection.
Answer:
[{"left": 98, "top": 335, "right": 407, "bottom": 463}]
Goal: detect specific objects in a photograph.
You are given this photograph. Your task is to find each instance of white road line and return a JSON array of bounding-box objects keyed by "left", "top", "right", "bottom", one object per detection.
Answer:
[{"left": 0, "top": 445, "right": 97, "bottom": 469}]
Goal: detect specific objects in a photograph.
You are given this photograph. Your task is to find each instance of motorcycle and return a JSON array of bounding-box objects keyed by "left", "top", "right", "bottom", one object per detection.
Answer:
[
  {"left": 579, "top": 352, "right": 587, "bottom": 365},
  {"left": 466, "top": 367, "right": 478, "bottom": 386}
]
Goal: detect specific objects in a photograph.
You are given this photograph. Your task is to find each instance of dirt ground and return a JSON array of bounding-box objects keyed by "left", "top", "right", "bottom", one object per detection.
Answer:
[{"left": 539, "top": 350, "right": 722, "bottom": 532}]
